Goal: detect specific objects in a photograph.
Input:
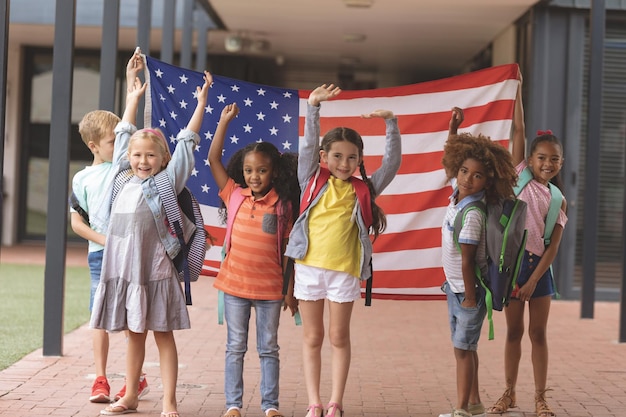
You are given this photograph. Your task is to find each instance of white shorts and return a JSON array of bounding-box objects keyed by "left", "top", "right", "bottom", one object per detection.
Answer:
[{"left": 294, "top": 263, "right": 361, "bottom": 303}]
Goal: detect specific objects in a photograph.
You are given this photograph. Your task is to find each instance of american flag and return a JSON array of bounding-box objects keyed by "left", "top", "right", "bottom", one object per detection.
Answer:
[{"left": 144, "top": 56, "right": 519, "bottom": 300}]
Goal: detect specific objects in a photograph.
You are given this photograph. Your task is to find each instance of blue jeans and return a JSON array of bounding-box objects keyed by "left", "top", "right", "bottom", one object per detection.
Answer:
[
  {"left": 443, "top": 281, "right": 486, "bottom": 351},
  {"left": 87, "top": 249, "right": 103, "bottom": 311},
  {"left": 223, "top": 293, "right": 282, "bottom": 412}
]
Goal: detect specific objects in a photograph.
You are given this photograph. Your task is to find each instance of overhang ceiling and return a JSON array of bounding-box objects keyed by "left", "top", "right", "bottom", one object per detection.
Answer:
[{"left": 204, "top": 0, "right": 541, "bottom": 80}]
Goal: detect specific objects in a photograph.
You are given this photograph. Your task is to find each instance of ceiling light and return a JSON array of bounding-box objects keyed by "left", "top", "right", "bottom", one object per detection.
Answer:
[
  {"left": 225, "top": 35, "right": 243, "bottom": 52},
  {"left": 343, "top": 0, "right": 374, "bottom": 8},
  {"left": 343, "top": 33, "right": 366, "bottom": 43}
]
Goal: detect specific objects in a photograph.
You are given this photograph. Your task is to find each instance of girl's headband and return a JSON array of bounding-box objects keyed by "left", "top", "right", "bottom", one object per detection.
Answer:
[
  {"left": 536, "top": 129, "right": 553, "bottom": 136},
  {"left": 136, "top": 128, "right": 171, "bottom": 156}
]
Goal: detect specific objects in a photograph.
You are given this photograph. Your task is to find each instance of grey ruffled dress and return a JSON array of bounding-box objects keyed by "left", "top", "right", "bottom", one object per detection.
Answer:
[{"left": 90, "top": 177, "right": 191, "bottom": 333}]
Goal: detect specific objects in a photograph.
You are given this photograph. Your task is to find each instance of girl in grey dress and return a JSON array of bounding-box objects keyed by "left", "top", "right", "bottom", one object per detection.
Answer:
[{"left": 91, "top": 70, "right": 213, "bottom": 417}]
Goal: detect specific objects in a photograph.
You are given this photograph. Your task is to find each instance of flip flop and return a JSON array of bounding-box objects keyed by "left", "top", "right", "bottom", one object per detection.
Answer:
[{"left": 100, "top": 401, "right": 138, "bottom": 415}]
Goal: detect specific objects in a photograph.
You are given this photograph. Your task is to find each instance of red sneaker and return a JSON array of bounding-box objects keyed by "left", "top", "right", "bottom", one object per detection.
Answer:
[
  {"left": 114, "top": 373, "right": 150, "bottom": 401},
  {"left": 89, "top": 376, "right": 111, "bottom": 403}
]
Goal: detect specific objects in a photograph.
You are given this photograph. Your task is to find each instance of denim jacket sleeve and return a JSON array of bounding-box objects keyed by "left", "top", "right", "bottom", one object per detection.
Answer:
[{"left": 89, "top": 121, "right": 135, "bottom": 232}]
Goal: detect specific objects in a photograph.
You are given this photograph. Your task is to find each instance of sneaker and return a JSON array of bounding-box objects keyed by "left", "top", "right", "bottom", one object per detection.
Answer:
[
  {"left": 114, "top": 373, "right": 150, "bottom": 401},
  {"left": 89, "top": 375, "right": 111, "bottom": 403}
]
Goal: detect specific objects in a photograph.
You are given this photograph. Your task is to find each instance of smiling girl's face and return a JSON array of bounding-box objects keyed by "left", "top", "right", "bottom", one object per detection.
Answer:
[{"left": 128, "top": 136, "right": 167, "bottom": 180}]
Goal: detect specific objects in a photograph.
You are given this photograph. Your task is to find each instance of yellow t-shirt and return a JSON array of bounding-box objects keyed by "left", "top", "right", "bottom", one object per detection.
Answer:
[{"left": 300, "top": 176, "right": 361, "bottom": 277}]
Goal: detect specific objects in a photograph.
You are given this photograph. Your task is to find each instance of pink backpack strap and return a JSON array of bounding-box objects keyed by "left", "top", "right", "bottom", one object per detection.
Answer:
[
  {"left": 224, "top": 186, "right": 285, "bottom": 265},
  {"left": 224, "top": 187, "right": 246, "bottom": 254}
]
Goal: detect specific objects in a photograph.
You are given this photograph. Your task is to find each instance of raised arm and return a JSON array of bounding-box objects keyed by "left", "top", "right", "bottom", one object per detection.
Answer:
[
  {"left": 511, "top": 76, "right": 526, "bottom": 166},
  {"left": 186, "top": 71, "right": 212, "bottom": 134},
  {"left": 208, "top": 103, "right": 240, "bottom": 190},
  {"left": 448, "top": 106, "right": 464, "bottom": 138},
  {"left": 121, "top": 74, "right": 147, "bottom": 125}
]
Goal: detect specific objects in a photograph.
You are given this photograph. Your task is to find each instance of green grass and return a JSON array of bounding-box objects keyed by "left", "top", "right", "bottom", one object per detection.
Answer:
[{"left": 0, "top": 263, "right": 91, "bottom": 370}]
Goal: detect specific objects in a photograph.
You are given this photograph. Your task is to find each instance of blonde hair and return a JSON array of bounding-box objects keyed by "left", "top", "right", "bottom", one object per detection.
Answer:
[
  {"left": 128, "top": 128, "right": 172, "bottom": 166},
  {"left": 78, "top": 110, "right": 120, "bottom": 146}
]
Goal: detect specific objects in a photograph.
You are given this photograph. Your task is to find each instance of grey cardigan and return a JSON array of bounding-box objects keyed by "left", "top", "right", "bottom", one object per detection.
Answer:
[{"left": 284, "top": 103, "right": 402, "bottom": 279}]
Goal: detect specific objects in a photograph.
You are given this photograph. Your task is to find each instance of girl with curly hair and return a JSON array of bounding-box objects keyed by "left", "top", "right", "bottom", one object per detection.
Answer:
[
  {"left": 208, "top": 102, "right": 300, "bottom": 417},
  {"left": 440, "top": 107, "right": 518, "bottom": 417}
]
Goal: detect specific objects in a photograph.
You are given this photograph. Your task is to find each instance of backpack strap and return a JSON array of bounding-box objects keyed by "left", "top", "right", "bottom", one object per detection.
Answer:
[
  {"left": 513, "top": 166, "right": 534, "bottom": 195},
  {"left": 69, "top": 192, "right": 89, "bottom": 223},
  {"left": 544, "top": 184, "right": 563, "bottom": 246},
  {"left": 301, "top": 167, "right": 373, "bottom": 228},
  {"left": 111, "top": 168, "right": 134, "bottom": 204},
  {"left": 453, "top": 200, "right": 494, "bottom": 340},
  {"left": 452, "top": 201, "right": 486, "bottom": 251},
  {"left": 514, "top": 166, "right": 563, "bottom": 246},
  {"left": 154, "top": 171, "right": 192, "bottom": 306}
]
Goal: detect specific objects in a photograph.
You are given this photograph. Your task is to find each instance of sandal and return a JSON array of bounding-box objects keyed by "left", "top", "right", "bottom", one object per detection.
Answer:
[
  {"left": 161, "top": 413, "right": 180, "bottom": 417},
  {"left": 535, "top": 389, "right": 556, "bottom": 417},
  {"left": 306, "top": 404, "right": 324, "bottom": 417},
  {"left": 486, "top": 387, "right": 517, "bottom": 414},
  {"left": 100, "top": 401, "right": 138, "bottom": 415},
  {"left": 326, "top": 402, "right": 343, "bottom": 417}
]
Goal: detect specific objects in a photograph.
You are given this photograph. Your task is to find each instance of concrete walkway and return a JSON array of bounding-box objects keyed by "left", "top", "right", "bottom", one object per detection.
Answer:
[{"left": 1, "top": 244, "right": 625, "bottom": 416}]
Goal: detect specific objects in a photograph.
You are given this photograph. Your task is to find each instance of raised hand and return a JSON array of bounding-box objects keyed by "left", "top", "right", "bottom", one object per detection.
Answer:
[
  {"left": 362, "top": 109, "right": 394, "bottom": 120},
  {"left": 308, "top": 83, "right": 342, "bottom": 106},
  {"left": 449, "top": 106, "right": 464, "bottom": 135},
  {"left": 126, "top": 47, "right": 144, "bottom": 89},
  {"left": 220, "top": 102, "right": 240, "bottom": 123}
]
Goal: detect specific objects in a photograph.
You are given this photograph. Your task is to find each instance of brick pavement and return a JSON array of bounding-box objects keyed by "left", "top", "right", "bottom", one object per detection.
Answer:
[{"left": 1, "top": 244, "right": 626, "bottom": 416}]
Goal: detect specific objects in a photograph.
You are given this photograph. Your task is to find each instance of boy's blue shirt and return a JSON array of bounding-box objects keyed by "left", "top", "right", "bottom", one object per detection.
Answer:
[{"left": 71, "top": 161, "right": 114, "bottom": 252}]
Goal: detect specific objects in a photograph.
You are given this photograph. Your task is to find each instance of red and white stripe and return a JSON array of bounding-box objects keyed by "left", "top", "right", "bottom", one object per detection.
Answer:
[{"left": 202, "top": 63, "right": 519, "bottom": 300}]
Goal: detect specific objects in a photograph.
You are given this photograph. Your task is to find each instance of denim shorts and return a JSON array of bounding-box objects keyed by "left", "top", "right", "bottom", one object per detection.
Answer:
[
  {"left": 512, "top": 251, "right": 555, "bottom": 299},
  {"left": 87, "top": 249, "right": 103, "bottom": 311},
  {"left": 294, "top": 263, "right": 361, "bottom": 303},
  {"left": 443, "top": 281, "right": 486, "bottom": 351}
]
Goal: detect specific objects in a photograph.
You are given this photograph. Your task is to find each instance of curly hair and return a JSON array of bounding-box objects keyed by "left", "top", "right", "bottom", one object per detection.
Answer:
[
  {"left": 441, "top": 132, "right": 518, "bottom": 204},
  {"left": 219, "top": 141, "right": 300, "bottom": 228},
  {"left": 321, "top": 127, "right": 386, "bottom": 240}
]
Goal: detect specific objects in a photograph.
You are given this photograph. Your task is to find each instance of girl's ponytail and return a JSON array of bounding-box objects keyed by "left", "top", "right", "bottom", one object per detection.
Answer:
[{"left": 359, "top": 161, "right": 386, "bottom": 240}]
